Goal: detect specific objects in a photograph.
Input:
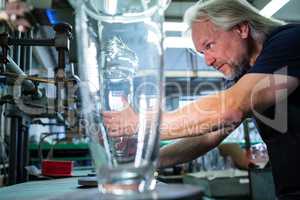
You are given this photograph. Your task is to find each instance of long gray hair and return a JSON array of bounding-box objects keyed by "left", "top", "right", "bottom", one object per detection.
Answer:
[{"left": 184, "top": 0, "right": 285, "bottom": 42}]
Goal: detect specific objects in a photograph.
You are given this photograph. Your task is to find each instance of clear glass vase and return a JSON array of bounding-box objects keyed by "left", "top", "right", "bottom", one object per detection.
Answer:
[{"left": 69, "top": 0, "right": 169, "bottom": 195}]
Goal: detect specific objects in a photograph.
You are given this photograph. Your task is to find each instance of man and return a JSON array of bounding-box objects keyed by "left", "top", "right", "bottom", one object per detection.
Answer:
[{"left": 103, "top": 0, "right": 300, "bottom": 198}]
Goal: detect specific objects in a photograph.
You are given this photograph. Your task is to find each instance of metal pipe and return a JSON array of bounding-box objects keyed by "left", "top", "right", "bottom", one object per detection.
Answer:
[
  {"left": 20, "top": 32, "right": 26, "bottom": 71},
  {"left": 16, "top": 117, "right": 24, "bottom": 183},
  {"left": 8, "top": 38, "right": 55, "bottom": 47},
  {"left": 0, "top": 71, "right": 55, "bottom": 84},
  {"left": 5, "top": 56, "right": 42, "bottom": 96},
  {"left": 8, "top": 117, "right": 18, "bottom": 185},
  {"left": 12, "top": 31, "right": 21, "bottom": 66},
  {"left": 25, "top": 31, "right": 33, "bottom": 74},
  {"left": 21, "top": 125, "right": 29, "bottom": 183},
  {"left": 57, "top": 49, "right": 65, "bottom": 71}
]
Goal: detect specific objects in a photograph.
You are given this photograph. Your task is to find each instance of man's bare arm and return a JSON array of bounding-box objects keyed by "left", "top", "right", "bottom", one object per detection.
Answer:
[
  {"left": 160, "top": 73, "right": 299, "bottom": 140},
  {"left": 103, "top": 73, "right": 299, "bottom": 139},
  {"left": 158, "top": 128, "right": 231, "bottom": 168}
]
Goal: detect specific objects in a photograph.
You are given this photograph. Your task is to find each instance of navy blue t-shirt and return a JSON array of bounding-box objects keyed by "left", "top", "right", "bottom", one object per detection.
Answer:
[{"left": 247, "top": 24, "right": 300, "bottom": 199}]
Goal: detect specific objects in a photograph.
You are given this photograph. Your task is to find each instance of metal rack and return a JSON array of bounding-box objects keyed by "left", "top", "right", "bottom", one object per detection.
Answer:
[{"left": 0, "top": 22, "right": 79, "bottom": 185}]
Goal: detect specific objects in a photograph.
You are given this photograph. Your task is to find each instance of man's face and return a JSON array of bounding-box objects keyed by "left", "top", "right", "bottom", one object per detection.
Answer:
[{"left": 191, "top": 20, "right": 250, "bottom": 80}]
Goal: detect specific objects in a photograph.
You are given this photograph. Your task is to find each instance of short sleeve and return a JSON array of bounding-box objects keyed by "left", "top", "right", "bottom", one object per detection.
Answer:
[{"left": 248, "top": 24, "right": 300, "bottom": 78}]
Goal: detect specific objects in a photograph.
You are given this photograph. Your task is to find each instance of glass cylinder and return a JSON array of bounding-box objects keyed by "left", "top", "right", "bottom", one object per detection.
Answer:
[{"left": 70, "top": 0, "right": 169, "bottom": 195}]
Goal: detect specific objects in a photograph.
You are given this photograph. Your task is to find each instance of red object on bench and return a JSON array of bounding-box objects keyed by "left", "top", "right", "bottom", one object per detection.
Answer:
[{"left": 41, "top": 160, "right": 73, "bottom": 177}]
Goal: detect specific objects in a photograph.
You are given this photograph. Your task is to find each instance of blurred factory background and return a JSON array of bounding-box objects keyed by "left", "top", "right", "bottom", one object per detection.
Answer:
[{"left": 0, "top": 0, "right": 299, "bottom": 199}]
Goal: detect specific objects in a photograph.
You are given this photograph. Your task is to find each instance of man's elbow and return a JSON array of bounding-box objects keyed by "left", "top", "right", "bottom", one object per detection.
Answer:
[{"left": 222, "top": 108, "right": 244, "bottom": 129}]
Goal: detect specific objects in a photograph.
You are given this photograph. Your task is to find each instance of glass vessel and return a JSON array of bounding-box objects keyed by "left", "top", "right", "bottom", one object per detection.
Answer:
[{"left": 69, "top": 0, "right": 169, "bottom": 195}]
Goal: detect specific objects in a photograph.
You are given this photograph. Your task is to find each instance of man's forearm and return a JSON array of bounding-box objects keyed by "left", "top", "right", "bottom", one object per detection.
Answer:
[
  {"left": 160, "top": 91, "right": 243, "bottom": 140},
  {"left": 158, "top": 128, "right": 230, "bottom": 168}
]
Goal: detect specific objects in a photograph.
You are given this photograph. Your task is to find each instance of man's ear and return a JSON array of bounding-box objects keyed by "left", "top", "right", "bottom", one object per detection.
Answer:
[{"left": 234, "top": 22, "right": 250, "bottom": 39}]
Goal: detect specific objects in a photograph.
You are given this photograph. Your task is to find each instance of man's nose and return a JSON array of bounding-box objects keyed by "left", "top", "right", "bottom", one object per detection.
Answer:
[{"left": 204, "top": 53, "right": 216, "bottom": 66}]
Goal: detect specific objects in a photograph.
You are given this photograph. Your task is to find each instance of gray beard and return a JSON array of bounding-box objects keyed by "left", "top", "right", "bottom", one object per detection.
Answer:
[{"left": 223, "top": 64, "right": 248, "bottom": 81}]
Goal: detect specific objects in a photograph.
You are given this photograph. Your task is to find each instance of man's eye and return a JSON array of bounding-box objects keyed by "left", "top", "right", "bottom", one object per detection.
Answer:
[
  {"left": 198, "top": 42, "right": 214, "bottom": 54},
  {"left": 206, "top": 43, "right": 214, "bottom": 50}
]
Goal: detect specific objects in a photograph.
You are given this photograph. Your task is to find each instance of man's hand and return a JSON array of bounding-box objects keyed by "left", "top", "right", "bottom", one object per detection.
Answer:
[{"left": 102, "top": 98, "right": 139, "bottom": 137}]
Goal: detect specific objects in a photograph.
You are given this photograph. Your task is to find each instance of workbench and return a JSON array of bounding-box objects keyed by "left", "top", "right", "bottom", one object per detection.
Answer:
[{"left": 0, "top": 177, "right": 204, "bottom": 200}]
